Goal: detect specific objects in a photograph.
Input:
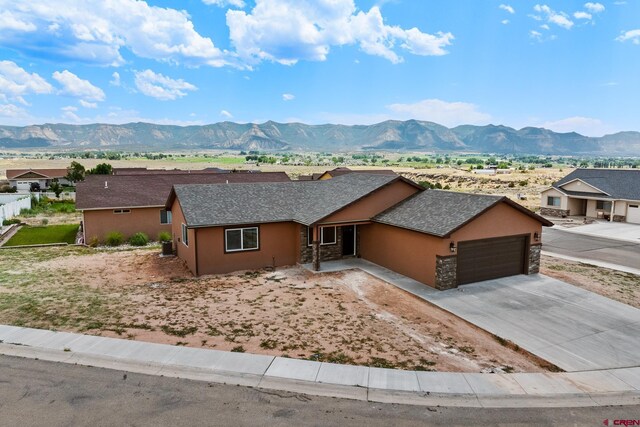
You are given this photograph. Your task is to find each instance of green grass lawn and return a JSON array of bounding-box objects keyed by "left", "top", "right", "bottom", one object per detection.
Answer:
[{"left": 4, "top": 224, "right": 79, "bottom": 246}]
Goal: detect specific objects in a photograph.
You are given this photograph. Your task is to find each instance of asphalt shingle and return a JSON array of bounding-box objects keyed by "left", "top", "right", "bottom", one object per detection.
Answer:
[
  {"left": 553, "top": 169, "right": 640, "bottom": 201},
  {"left": 373, "top": 190, "right": 504, "bottom": 237}
]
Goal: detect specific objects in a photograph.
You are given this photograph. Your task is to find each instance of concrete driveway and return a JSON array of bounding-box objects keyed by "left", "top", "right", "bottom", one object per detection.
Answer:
[
  {"left": 421, "top": 274, "right": 640, "bottom": 372},
  {"left": 555, "top": 221, "right": 640, "bottom": 243}
]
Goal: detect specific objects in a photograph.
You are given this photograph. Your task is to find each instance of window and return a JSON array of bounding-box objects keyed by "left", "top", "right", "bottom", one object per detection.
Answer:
[
  {"left": 160, "top": 209, "right": 172, "bottom": 224},
  {"left": 596, "top": 200, "right": 612, "bottom": 211},
  {"left": 307, "top": 226, "right": 337, "bottom": 245},
  {"left": 181, "top": 223, "right": 189, "bottom": 247},
  {"left": 321, "top": 226, "right": 336, "bottom": 245},
  {"left": 225, "top": 227, "right": 259, "bottom": 252},
  {"left": 547, "top": 196, "right": 560, "bottom": 207},
  {"left": 113, "top": 209, "right": 131, "bottom": 214}
]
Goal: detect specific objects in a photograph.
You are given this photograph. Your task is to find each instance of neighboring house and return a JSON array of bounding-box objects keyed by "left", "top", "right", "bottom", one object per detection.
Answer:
[
  {"left": 167, "top": 174, "right": 551, "bottom": 290},
  {"left": 540, "top": 169, "right": 640, "bottom": 224},
  {"left": 297, "top": 167, "right": 396, "bottom": 181},
  {"left": 6, "top": 169, "right": 71, "bottom": 191},
  {"left": 76, "top": 172, "right": 291, "bottom": 243}
]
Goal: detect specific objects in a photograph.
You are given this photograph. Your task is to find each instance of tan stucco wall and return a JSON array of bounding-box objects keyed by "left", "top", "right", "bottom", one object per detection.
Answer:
[
  {"left": 615, "top": 201, "right": 628, "bottom": 216},
  {"left": 170, "top": 198, "right": 197, "bottom": 275},
  {"left": 360, "top": 202, "right": 542, "bottom": 288},
  {"left": 83, "top": 207, "right": 171, "bottom": 243},
  {"left": 319, "top": 180, "right": 420, "bottom": 224},
  {"left": 194, "top": 222, "right": 298, "bottom": 276},
  {"left": 540, "top": 188, "right": 568, "bottom": 210},
  {"left": 567, "top": 198, "right": 585, "bottom": 215},
  {"left": 561, "top": 180, "right": 602, "bottom": 193}
]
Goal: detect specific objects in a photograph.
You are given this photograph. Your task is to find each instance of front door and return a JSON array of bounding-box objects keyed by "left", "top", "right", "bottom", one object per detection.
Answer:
[{"left": 341, "top": 225, "right": 356, "bottom": 256}]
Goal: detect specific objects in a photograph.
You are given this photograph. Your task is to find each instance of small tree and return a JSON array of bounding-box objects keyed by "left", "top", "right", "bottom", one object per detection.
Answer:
[
  {"left": 49, "top": 180, "right": 63, "bottom": 198},
  {"left": 66, "top": 161, "right": 86, "bottom": 183}
]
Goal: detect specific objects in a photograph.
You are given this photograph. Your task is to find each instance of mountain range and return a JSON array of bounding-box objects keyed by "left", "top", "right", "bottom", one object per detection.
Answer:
[{"left": 0, "top": 121, "right": 639, "bottom": 155}]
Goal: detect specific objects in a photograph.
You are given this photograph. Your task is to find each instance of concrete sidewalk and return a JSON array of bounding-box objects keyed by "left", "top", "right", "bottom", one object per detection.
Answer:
[
  {"left": 1, "top": 325, "right": 639, "bottom": 408},
  {"left": 553, "top": 222, "right": 640, "bottom": 244}
]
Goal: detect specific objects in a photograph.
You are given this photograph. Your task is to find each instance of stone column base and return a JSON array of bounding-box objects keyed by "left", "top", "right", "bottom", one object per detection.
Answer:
[
  {"left": 528, "top": 243, "right": 541, "bottom": 274},
  {"left": 435, "top": 255, "right": 457, "bottom": 290}
]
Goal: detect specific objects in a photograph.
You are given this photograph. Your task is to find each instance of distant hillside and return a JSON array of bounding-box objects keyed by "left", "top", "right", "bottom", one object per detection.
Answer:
[{"left": 0, "top": 120, "right": 639, "bottom": 155}]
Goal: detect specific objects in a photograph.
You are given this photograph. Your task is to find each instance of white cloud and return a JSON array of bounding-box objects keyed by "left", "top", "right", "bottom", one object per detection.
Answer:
[
  {"left": 501, "top": 19, "right": 510, "bottom": 25},
  {"left": 134, "top": 69, "right": 197, "bottom": 101},
  {"left": 541, "top": 116, "right": 609, "bottom": 137},
  {"left": 499, "top": 4, "right": 515, "bottom": 14},
  {"left": 540, "top": 24, "right": 550, "bottom": 30},
  {"left": 52, "top": 70, "right": 105, "bottom": 101},
  {"left": 203, "top": 0, "right": 245, "bottom": 7},
  {"left": 584, "top": 2, "right": 605, "bottom": 13},
  {"left": 220, "top": 110, "right": 233, "bottom": 119},
  {"left": 0, "top": 61, "right": 53, "bottom": 104},
  {"left": 79, "top": 99, "right": 98, "bottom": 108},
  {"left": 282, "top": 93, "right": 295, "bottom": 101},
  {"left": 0, "top": 103, "right": 27, "bottom": 118},
  {"left": 0, "top": 10, "right": 37, "bottom": 31},
  {"left": 386, "top": 99, "right": 491, "bottom": 127},
  {"left": 110, "top": 72, "right": 121, "bottom": 87},
  {"left": 574, "top": 11, "right": 592, "bottom": 20},
  {"left": 530, "top": 30, "right": 543, "bottom": 41},
  {"left": 226, "top": 0, "right": 453, "bottom": 65},
  {"left": 533, "top": 4, "right": 573, "bottom": 29},
  {"left": 0, "top": 0, "right": 229, "bottom": 67},
  {"left": 616, "top": 29, "right": 640, "bottom": 45}
]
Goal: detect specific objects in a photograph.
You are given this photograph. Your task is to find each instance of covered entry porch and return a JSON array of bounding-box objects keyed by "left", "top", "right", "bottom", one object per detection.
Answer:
[{"left": 300, "top": 223, "right": 362, "bottom": 271}]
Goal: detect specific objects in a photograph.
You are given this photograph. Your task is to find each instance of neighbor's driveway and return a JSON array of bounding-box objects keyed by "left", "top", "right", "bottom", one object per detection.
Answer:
[{"left": 421, "top": 274, "right": 640, "bottom": 372}]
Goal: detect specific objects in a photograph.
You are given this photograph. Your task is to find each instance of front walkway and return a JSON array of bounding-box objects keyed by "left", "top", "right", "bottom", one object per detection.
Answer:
[{"left": 301, "top": 258, "right": 437, "bottom": 298}]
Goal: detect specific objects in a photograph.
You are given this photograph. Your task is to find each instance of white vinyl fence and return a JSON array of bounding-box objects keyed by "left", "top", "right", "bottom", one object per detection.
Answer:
[{"left": 0, "top": 194, "right": 31, "bottom": 224}]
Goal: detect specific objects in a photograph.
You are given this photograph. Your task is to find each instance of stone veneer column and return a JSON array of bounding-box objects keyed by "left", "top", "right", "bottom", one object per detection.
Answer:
[
  {"left": 540, "top": 207, "right": 569, "bottom": 217},
  {"left": 435, "top": 255, "right": 457, "bottom": 290},
  {"left": 528, "top": 243, "right": 542, "bottom": 274}
]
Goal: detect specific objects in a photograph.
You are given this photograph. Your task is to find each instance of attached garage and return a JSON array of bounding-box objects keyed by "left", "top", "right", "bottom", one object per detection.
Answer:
[
  {"left": 457, "top": 235, "right": 527, "bottom": 285},
  {"left": 627, "top": 204, "right": 640, "bottom": 224},
  {"left": 364, "top": 190, "right": 552, "bottom": 290}
]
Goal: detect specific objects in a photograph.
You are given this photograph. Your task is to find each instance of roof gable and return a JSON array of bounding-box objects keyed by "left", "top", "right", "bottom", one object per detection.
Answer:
[
  {"left": 7, "top": 169, "right": 68, "bottom": 179},
  {"left": 373, "top": 190, "right": 551, "bottom": 237},
  {"left": 553, "top": 169, "right": 640, "bottom": 201},
  {"left": 171, "top": 174, "right": 415, "bottom": 228}
]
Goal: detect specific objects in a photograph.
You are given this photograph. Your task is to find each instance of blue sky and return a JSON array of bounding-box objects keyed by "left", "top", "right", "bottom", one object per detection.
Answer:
[{"left": 0, "top": 0, "right": 638, "bottom": 136}]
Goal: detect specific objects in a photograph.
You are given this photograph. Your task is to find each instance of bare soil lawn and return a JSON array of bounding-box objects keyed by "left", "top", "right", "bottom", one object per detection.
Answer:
[
  {"left": 0, "top": 246, "right": 550, "bottom": 373},
  {"left": 541, "top": 255, "right": 640, "bottom": 309}
]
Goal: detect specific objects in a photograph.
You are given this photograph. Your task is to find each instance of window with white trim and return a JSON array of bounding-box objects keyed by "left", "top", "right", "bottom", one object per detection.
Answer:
[
  {"left": 321, "top": 226, "right": 336, "bottom": 245},
  {"left": 547, "top": 196, "right": 560, "bottom": 207},
  {"left": 181, "top": 223, "right": 189, "bottom": 247},
  {"left": 225, "top": 227, "right": 259, "bottom": 252},
  {"left": 113, "top": 209, "right": 131, "bottom": 214},
  {"left": 160, "top": 209, "right": 172, "bottom": 224}
]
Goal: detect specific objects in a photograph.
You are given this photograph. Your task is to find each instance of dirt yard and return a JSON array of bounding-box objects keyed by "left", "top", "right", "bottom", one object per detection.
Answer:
[
  {"left": 0, "top": 246, "right": 552, "bottom": 373},
  {"left": 541, "top": 255, "right": 640, "bottom": 309}
]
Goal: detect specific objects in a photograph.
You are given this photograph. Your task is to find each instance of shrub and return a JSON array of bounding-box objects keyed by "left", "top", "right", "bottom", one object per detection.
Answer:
[
  {"left": 2, "top": 218, "right": 20, "bottom": 226},
  {"left": 508, "top": 182, "right": 515, "bottom": 188},
  {"left": 41, "top": 219, "right": 49, "bottom": 226},
  {"left": 129, "top": 232, "right": 149, "bottom": 246},
  {"left": 105, "top": 231, "right": 124, "bottom": 246},
  {"left": 88, "top": 236, "right": 99, "bottom": 247},
  {"left": 157, "top": 231, "right": 171, "bottom": 242}
]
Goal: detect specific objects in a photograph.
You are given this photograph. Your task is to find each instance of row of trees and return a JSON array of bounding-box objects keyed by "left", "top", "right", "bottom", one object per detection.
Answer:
[{"left": 65, "top": 161, "right": 113, "bottom": 183}]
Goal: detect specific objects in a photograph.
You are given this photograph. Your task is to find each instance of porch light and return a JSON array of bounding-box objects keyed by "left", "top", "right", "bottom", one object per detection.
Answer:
[
  {"left": 534, "top": 232, "right": 540, "bottom": 242},
  {"left": 449, "top": 242, "right": 456, "bottom": 253}
]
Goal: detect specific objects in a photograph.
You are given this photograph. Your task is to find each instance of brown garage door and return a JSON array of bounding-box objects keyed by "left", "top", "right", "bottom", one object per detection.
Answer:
[{"left": 457, "top": 236, "right": 527, "bottom": 285}]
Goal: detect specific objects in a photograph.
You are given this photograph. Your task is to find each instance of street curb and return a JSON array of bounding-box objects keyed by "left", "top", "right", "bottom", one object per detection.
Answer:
[
  {"left": 541, "top": 251, "right": 640, "bottom": 276},
  {"left": 1, "top": 330, "right": 639, "bottom": 408}
]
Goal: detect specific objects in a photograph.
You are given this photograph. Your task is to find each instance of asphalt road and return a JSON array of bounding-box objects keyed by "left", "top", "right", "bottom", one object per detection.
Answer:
[
  {"left": 1, "top": 355, "right": 638, "bottom": 426},
  {"left": 542, "top": 227, "right": 640, "bottom": 269}
]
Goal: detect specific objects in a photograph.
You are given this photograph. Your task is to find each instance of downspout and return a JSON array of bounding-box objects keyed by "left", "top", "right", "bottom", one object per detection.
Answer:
[{"left": 194, "top": 228, "right": 199, "bottom": 276}]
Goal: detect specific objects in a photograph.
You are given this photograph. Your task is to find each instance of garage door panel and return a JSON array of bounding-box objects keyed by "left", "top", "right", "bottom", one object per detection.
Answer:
[
  {"left": 457, "top": 236, "right": 526, "bottom": 285},
  {"left": 627, "top": 204, "right": 640, "bottom": 224}
]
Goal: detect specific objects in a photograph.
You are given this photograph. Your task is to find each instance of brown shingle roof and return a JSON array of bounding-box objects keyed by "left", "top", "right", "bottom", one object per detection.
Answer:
[
  {"left": 76, "top": 172, "right": 290, "bottom": 210},
  {"left": 322, "top": 167, "right": 397, "bottom": 178},
  {"left": 113, "top": 167, "right": 230, "bottom": 175},
  {"left": 6, "top": 169, "right": 68, "bottom": 179}
]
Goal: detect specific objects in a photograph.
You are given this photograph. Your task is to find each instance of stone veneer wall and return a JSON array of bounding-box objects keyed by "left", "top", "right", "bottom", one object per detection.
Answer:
[
  {"left": 528, "top": 243, "right": 541, "bottom": 274},
  {"left": 540, "top": 207, "right": 569, "bottom": 217},
  {"left": 299, "top": 226, "right": 344, "bottom": 263},
  {"left": 613, "top": 215, "right": 626, "bottom": 222},
  {"left": 435, "top": 255, "right": 457, "bottom": 290}
]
